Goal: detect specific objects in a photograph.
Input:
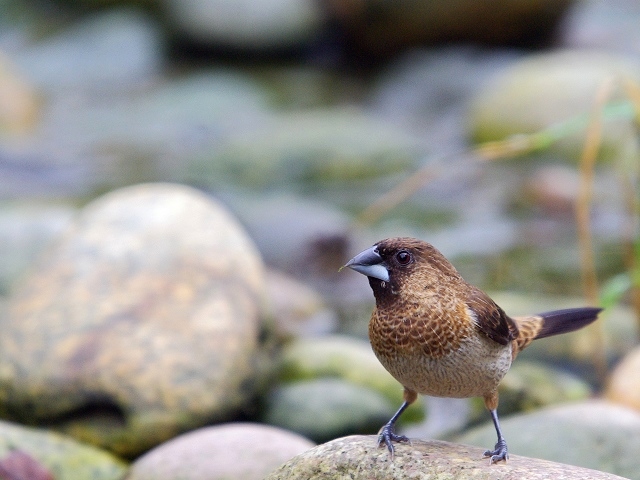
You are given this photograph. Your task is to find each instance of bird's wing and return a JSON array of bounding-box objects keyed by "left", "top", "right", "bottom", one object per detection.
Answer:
[{"left": 465, "top": 287, "right": 518, "bottom": 346}]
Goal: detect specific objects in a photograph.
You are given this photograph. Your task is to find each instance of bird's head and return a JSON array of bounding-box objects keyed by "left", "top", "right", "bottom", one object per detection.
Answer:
[{"left": 343, "top": 237, "right": 462, "bottom": 302}]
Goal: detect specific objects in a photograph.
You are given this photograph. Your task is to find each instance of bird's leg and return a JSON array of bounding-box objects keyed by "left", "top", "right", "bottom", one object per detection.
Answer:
[
  {"left": 378, "top": 388, "right": 416, "bottom": 457},
  {"left": 483, "top": 409, "right": 508, "bottom": 463},
  {"left": 378, "top": 401, "right": 409, "bottom": 452},
  {"left": 482, "top": 392, "right": 508, "bottom": 463}
]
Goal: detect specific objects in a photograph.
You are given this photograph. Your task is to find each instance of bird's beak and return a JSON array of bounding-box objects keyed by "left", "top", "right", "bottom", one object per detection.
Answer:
[{"left": 342, "top": 245, "right": 390, "bottom": 282}]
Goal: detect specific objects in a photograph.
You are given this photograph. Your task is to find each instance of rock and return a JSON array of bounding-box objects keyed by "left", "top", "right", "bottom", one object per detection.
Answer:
[
  {"left": 561, "top": 0, "right": 640, "bottom": 57},
  {"left": 162, "top": 0, "right": 326, "bottom": 50},
  {"left": 113, "top": 69, "right": 269, "bottom": 149},
  {"left": 370, "top": 46, "right": 520, "bottom": 149},
  {"left": 521, "top": 165, "right": 582, "bottom": 215},
  {"left": 456, "top": 400, "right": 640, "bottom": 479},
  {"left": 264, "top": 269, "right": 338, "bottom": 338},
  {"left": 606, "top": 345, "right": 640, "bottom": 411},
  {"left": 468, "top": 50, "right": 640, "bottom": 162},
  {"left": 266, "top": 434, "right": 624, "bottom": 480},
  {"left": 1, "top": 68, "right": 271, "bottom": 198},
  {"left": 401, "top": 396, "right": 470, "bottom": 441},
  {"left": 278, "top": 334, "right": 424, "bottom": 424},
  {"left": 469, "top": 360, "right": 592, "bottom": 422},
  {"left": 0, "top": 450, "right": 54, "bottom": 480},
  {"left": 189, "top": 107, "right": 421, "bottom": 191},
  {"left": 0, "top": 52, "right": 38, "bottom": 135},
  {"left": 0, "top": 420, "right": 126, "bottom": 480},
  {"left": 228, "top": 193, "right": 352, "bottom": 280},
  {"left": 262, "top": 378, "right": 394, "bottom": 443},
  {"left": 255, "top": 66, "right": 348, "bottom": 110},
  {"left": 325, "top": 0, "right": 574, "bottom": 57},
  {"left": 81, "top": 69, "right": 270, "bottom": 189},
  {"left": 0, "top": 183, "right": 266, "bottom": 457},
  {"left": 10, "top": 9, "right": 162, "bottom": 92},
  {"left": 127, "top": 423, "right": 314, "bottom": 480}
]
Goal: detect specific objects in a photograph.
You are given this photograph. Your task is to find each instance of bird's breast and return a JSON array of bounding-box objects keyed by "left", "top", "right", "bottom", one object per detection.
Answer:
[{"left": 368, "top": 302, "right": 471, "bottom": 359}]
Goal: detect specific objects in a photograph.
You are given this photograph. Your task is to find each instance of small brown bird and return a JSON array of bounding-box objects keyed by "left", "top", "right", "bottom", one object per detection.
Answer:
[{"left": 344, "top": 237, "right": 601, "bottom": 463}]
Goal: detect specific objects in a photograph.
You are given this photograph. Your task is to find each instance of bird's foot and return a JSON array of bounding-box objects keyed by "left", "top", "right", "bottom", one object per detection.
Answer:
[
  {"left": 483, "top": 439, "right": 508, "bottom": 464},
  {"left": 377, "top": 423, "right": 409, "bottom": 457}
]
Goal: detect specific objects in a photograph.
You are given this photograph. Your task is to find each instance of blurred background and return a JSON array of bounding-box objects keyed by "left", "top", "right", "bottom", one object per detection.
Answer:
[{"left": 1, "top": 0, "right": 640, "bottom": 479}]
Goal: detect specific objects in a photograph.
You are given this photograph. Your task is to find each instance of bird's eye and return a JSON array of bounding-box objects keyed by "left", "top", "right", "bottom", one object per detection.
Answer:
[{"left": 395, "top": 250, "right": 412, "bottom": 266}]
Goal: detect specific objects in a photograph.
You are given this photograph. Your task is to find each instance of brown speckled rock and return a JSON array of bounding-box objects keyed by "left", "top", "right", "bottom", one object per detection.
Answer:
[
  {"left": 266, "top": 435, "right": 626, "bottom": 480},
  {"left": 127, "top": 423, "right": 315, "bottom": 480},
  {"left": 0, "top": 183, "right": 265, "bottom": 457}
]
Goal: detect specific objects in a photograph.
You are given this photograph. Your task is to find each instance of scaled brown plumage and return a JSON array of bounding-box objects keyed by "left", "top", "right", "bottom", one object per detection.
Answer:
[{"left": 344, "top": 237, "right": 602, "bottom": 463}]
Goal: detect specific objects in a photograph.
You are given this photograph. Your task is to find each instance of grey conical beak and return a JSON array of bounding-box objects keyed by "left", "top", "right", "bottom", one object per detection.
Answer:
[{"left": 343, "top": 245, "right": 390, "bottom": 282}]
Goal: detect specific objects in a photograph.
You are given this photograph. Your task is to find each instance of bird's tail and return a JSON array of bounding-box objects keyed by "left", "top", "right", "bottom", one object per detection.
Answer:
[{"left": 512, "top": 307, "right": 602, "bottom": 357}]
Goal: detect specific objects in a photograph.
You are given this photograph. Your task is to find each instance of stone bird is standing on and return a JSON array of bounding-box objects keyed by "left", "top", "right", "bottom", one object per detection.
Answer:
[{"left": 344, "top": 237, "right": 602, "bottom": 463}]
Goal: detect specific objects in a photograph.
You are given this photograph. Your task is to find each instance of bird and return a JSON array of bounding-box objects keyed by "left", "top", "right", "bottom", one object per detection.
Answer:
[{"left": 343, "top": 237, "right": 602, "bottom": 463}]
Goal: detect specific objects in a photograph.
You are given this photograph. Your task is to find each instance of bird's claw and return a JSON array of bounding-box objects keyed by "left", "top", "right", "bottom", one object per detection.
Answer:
[
  {"left": 377, "top": 423, "right": 409, "bottom": 457},
  {"left": 483, "top": 439, "right": 508, "bottom": 464}
]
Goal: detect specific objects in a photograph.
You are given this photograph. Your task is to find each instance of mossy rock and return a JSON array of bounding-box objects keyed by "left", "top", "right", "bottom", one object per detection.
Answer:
[
  {"left": 263, "top": 378, "right": 395, "bottom": 443},
  {"left": 0, "top": 420, "right": 126, "bottom": 480},
  {"left": 278, "top": 335, "right": 424, "bottom": 424}
]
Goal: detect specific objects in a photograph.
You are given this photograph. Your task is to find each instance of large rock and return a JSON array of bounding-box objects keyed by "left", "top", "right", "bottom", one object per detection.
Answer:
[
  {"left": 456, "top": 400, "right": 640, "bottom": 479},
  {"left": 266, "top": 435, "right": 624, "bottom": 480},
  {"left": 0, "top": 183, "right": 266, "bottom": 457},
  {"left": 606, "top": 346, "right": 640, "bottom": 411},
  {"left": 468, "top": 50, "right": 640, "bottom": 162},
  {"left": 0, "top": 420, "right": 126, "bottom": 480},
  {"left": 127, "top": 423, "right": 314, "bottom": 480}
]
